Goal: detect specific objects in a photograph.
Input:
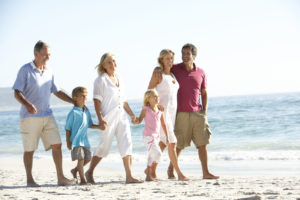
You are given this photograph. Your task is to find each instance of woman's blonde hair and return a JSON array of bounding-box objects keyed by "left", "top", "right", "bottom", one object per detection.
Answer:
[
  {"left": 157, "top": 49, "right": 174, "bottom": 70},
  {"left": 96, "top": 52, "right": 115, "bottom": 75},
  {"left": 143, "top": 89, "right": 158, "bottom": 106}
]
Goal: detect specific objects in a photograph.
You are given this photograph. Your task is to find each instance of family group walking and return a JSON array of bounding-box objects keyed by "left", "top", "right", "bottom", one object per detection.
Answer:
[{"left": 13, "top": 40, "right": 219, "bottom": 187}]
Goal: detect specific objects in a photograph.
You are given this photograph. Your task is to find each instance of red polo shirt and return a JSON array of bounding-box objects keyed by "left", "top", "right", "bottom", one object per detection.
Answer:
[{"left": 171, "top": 62, "right": 207, "bottom": 112}]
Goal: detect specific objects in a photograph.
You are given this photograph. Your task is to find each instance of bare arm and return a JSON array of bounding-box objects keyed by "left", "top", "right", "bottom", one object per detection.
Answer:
[
  {"left": 133, "top": 108, "right": 146, "bottom": 124},
  {"left": 148, "top": 67, "right": 163, "bottom": 89},
  {"left": 93, "top": 98, "right": 107, "bottom": 130},
  {"left": 201, "top": 88, "right": 208, "bottom": 114},
  {"left": 14, "top": 90, "right": 37, "bottom": 114},
  {"left": 54, "top": 90, "right": 74, "bottom": 104},
  {"left": 124, "top": 101, "right": 136, "bottom": 122},
  {"left": 160, "top": 114, "right": 169, "bottom": 144},
  {"left": 66, "top": 130, "right": 71, "bottom": 150}
]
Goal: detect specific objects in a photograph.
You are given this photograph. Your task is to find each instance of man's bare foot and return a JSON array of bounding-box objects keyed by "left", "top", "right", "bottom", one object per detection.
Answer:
[
  {"left": 27, "top": 181, "right": 40, "bottom": 187},
  {"left": 71, "top": 168, "right": 77, "bottom": 179},
  {"left": 167, "top": 168, "right": 176, "bottom": 179},
  {"left": 203, "top": 173, "right": 219, "bottom": 179},
  {"left": 85, "top": 171, "right": 95, "bottom": 184},
  {"left": 126, "top": 177, "right": 144, "bottom": 184},
  {"left": 57, "top": 177, "right": 77, "bottom": 186},
  {"left": 178, "top": 175, "right": 190, "bottom": 181}
]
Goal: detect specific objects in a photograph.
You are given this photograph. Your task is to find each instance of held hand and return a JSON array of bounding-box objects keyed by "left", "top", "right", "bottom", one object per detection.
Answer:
[
  {"left": 131, "top": 116, "right": 137, "bottom": 124},
  {"left": 26, "top": 103, "right": 37, "bottom": 114},
  {"left": 99, "top": 120, "right": 108, "bottom": 130}
]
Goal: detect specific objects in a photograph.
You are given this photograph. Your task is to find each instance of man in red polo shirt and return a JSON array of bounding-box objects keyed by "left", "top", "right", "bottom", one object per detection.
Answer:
[{"left": 155, "top": 43, "right": 219, "bottom": 179}]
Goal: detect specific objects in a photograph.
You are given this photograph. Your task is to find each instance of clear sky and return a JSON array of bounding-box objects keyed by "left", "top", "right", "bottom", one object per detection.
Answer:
[{"left": 1, "top": 0, "right": 299, "bottom": 100}]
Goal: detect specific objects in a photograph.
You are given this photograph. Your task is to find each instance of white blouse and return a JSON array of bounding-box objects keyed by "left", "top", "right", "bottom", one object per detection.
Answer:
[{"left": 93, "top": 73, "right": 127, "bottom": 116}]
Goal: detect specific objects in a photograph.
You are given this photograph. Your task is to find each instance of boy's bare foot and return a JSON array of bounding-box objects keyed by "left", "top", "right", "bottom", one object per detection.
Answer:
[
  {"left": 85, "top": 171, "right": 95, "bottom": 184},
  {"left": 27, "top": 181, "right": 40, "bottom": 187},
  {"left": 57, "top": 177, "right": 77, "bottom": 186},
  {"left": 71, "top": 169, "right": 77, "bottom": 179},
  {"left": 178, "top": 175, "right": 190, "bottom": 181},
  {"left": 80, "top": 182, "right": 92, "bottom": 186},
  {"left": 203, "top": 173, "right": 219, "bottom": 179},
  {"left": 126, "top": 177, "right": 143, "bottom": 184},
  {"left": 167, "top": 168, "right": 176, "bottom": 179}
]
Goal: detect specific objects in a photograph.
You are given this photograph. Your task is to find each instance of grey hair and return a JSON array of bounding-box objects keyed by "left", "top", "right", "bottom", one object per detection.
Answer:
[{"left": 34, "top": 40, "right": 49, "bottom": 52}]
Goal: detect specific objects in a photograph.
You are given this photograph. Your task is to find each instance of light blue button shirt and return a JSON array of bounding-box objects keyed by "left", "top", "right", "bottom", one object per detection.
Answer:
[
  {"left": 12, "top": 62, "right": 59, "bottom": 118},
  {"left": 65, "top": 107, "right": 93, "bottom": 149}
]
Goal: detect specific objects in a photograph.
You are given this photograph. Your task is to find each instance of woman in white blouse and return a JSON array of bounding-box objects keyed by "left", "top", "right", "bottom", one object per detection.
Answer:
[
  {"left": 85, "top": 53, "right": 142, "bottom": 184},
  {"left": 147, "top": 49, "right": 189, "bottom": 181}
]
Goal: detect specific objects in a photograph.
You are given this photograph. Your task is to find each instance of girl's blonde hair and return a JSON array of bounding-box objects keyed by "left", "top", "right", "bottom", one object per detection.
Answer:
[
  {"left": 157, "top": 49, "right": 174, "bottom": 70},
  {"left": 96, "top": 52, "right": 115, "bottom": 75},
  {"left": 143, "top": 89, "right": 158, "bottom": 106}
]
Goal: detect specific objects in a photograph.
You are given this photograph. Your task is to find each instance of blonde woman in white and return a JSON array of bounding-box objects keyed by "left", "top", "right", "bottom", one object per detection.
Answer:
[
  {"left": 147, "top": 49, "right": 189, "bottom": 181},
  {"left": 85, "top": 53, "right": 142, "bottom": 184}
]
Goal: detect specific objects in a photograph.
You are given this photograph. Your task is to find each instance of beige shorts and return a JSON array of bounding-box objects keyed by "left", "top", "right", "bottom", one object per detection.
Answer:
[
  {"left": 174, "top": 110, "right": 211, "bottom": 149},
  {"left": 19, "top": 116, "right": 61, "bottom": 151},
  {"left": 71, "top": 146, "right": 92, "bottom": 161}
]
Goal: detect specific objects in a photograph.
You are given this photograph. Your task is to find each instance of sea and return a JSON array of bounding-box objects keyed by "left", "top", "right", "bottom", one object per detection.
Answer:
[{"left": 1, "top": 92, "right": 300, "bottom": 175}]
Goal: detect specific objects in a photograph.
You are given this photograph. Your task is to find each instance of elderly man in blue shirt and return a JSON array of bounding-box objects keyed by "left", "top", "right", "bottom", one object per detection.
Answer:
[{"left": 13, "top": 40, "right": 76, "bottom": 187}]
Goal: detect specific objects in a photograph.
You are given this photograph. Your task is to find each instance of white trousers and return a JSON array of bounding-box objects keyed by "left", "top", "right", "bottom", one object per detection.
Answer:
[{"left": 94, "top": 108, "right": 132, "bottom": 158}]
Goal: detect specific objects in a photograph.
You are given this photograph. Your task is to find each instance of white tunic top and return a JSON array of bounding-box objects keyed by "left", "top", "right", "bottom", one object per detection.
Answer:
[
  {"left": 93, "top": 73, "right": 126, "bottom": 117},
  {"left": 155, "top": 73, "right": 179, "bottom": 143}
]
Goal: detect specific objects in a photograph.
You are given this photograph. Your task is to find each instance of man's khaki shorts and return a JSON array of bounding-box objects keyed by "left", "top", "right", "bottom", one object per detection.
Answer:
[
  {"left": 174, "top": 110, "right": 211, "bottom": 149},
  {"left": 19, "top": 116, "right": 61, "bottom": 151}
]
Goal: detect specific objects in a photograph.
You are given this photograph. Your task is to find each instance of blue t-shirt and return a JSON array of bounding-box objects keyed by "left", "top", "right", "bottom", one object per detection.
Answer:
[
  {"left": 12, "top": 62, "right": 59, "bottom": 118},
  {"left": 65, "top": 106, "right": 93, "bottom": 149}
]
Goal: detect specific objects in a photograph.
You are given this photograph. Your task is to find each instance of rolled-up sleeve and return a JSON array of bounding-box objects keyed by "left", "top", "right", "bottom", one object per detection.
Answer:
[{"left": 93, "top": 77, "right": 104, "bottom": 102}]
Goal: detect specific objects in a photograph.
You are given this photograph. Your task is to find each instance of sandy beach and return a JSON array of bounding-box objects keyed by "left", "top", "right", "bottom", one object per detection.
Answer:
[{"left": 0, "top": 157, "right": 299, "bottom": 200}]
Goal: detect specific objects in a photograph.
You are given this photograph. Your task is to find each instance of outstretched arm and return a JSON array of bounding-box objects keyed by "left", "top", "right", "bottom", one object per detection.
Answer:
[
  {"left": 133, "top": 108, "right": 146, "bottom": 124},
  {"left": 14, "top": 90, "right": 37, "bottom": 114},
  {"left": 124, "top": 102, "right": 137, "bottom": 122},
  {"left": 54, "top": 90, "right": 74, "bottom": 104},
  {"left": 93, "top": 98, "right": 107, "bottom": 130},
  {"left": 148, "top": 67, "right": 163, "bottom": 89}
]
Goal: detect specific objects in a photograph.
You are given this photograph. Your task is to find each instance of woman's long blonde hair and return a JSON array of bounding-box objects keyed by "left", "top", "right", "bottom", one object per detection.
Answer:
[
  {"left": 143, "top": 89, "right": 158, "bottom": 106},
  {"left": 157, "top": 49, "right": 174, "bottom": 70},
  {"left": 96, "top": 52, "right": 115, "bottom": 75}
]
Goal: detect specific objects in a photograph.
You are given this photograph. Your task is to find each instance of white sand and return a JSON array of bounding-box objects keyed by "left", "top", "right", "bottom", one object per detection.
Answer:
[{"left": 0, "top": 157, "right": 299, "bottom": 200}]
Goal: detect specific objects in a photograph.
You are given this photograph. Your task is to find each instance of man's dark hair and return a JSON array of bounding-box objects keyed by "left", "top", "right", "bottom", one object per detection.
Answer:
[{"left": 182, "top": 43, "right": 197, "bottom": 56}]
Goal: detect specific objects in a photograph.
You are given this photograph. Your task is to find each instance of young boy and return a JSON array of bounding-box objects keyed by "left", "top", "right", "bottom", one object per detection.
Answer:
[{"left": 65, "top": 87, "right": 103, "bottom": 185}]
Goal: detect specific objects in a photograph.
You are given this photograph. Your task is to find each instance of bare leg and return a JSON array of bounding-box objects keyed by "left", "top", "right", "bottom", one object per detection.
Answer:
[
  {"left": 148, "top": 141, "right": 166, "bottom": 179},
  {"left": 168, "top": 143, "right": 189, "bottom": 181},
  {"left": 85, "top": 156, "right": 102, "bottom": 184},
  {"left": 123, "top": 155, "right": 143, "bottom": 184},
  {"left": 76, "top": 159, "right": 90, "bottom": 185},
  {"left": 168, "top": 147, "right": 182, "bottom": 179},
  {"left": 24, "top": 151, "right": 40, "bottom": 187},
  {"left": 51, "top": 144, "right": 77, "bottom": 186},
  {"left": 198, "top": 145, "right": 219, "bottom": 179},
  {"left": 71, "top": 160, "right": 90, "bottom": 180},
  {"left": 145, "top": 165, "right": 157, "bottom": 181}
]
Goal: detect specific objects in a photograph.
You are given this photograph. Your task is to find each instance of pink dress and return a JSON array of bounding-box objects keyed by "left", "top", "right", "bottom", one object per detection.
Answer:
[{"left": 142, "top": 106, "right": 162, "bottom": 167}]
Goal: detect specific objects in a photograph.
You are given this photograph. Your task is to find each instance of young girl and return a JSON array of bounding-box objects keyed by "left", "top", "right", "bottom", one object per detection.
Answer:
[{"left": 133, "top": 89, "right": 169, "bottom": 181}]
